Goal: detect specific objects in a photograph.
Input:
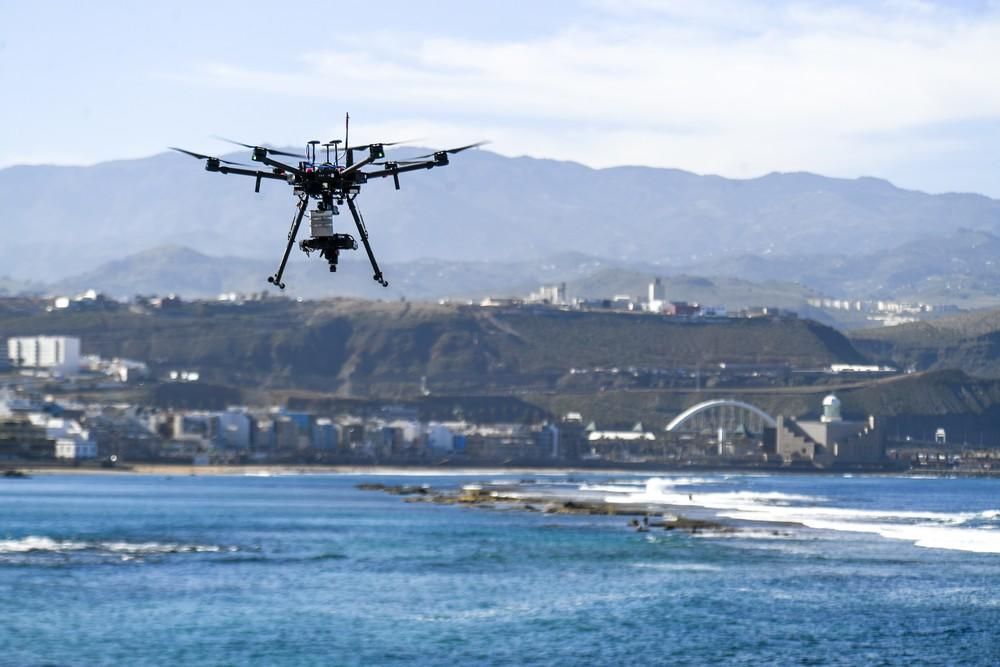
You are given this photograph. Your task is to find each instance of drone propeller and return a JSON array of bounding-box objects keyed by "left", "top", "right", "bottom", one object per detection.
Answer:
[
  {"left": 372, "top": 158, "right": 433, "bottom": 167},
  {"left": 345, "top": 139, "right": 415, "bottom": 152},
  {"left": 214, "top": 137, "right": 306, "bottom": 159},
  {"left": 168, "top": 147, "right": 249, "bottom": 166},
  {"left": 402, "top": 141, "right": 490, "bottom": 161}
]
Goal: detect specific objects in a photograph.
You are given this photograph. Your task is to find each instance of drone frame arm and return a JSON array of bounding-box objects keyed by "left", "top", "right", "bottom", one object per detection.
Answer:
[
  {"left": 339, "top": 145, "right": 385, "bottom": 179},
  {"left": 364, "top": 158, "right": 443, "bottom": 182},
  {"left": 346, "top": 196, "right": 388, "bottom": 287},
  {"left": 267, "top": 194, "right": 310, "bottom": 290},
  {"left": 251, "top": 150, "right": 305, "bottom": 178},
  {"left": 214, "top": 165, "right": 287, "bottom": 181},
  {"left": 214, "top": 165, "right": 287, "bottom": 193}
]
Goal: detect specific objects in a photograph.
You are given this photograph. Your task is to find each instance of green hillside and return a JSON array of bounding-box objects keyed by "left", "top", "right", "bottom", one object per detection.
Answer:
[
  {"left": 851, "top": 307, "right": 1000, "bottom": 377},
  {"left": 527, "top": 370, "right": 1000, "bottom": 433},
  {"left": 0, "top": 299, "right": 865, "bottom": 396}
]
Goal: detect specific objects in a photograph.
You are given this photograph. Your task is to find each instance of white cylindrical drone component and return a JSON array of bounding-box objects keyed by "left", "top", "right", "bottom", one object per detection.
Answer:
[{"left": 309, "top": 209, "right": 334, "bottom": 237}]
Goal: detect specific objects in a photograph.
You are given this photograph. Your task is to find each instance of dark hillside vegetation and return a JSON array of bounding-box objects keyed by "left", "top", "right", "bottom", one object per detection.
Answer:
[
  {"left": 852, "top": 307, "right": 1000, "bottom": 377},
  {"left": 527, "top": 369, "right": 1000, "bottom": 437},
  {"left": 0, "top": 300, "right": 866, "bottom": 396}
]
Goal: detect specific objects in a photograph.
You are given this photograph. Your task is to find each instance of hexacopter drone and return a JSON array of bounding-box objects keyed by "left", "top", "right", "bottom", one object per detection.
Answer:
[{"left": 171, "top": 114, "right": 484, "bottom": 289}]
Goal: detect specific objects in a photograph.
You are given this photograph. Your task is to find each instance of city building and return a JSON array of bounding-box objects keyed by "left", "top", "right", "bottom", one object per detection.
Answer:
[
  {"left": 663, "top": 301, "right": 700, "bottom": 317},
  {"left": 426, "top": 423, "right": 455, "bottom": 451},
  {"left": 107, "top": 358, "right": 150, "bottom": 383},
  {"left": 28, "top": 414, "right": 96, "bottom": 460},
  {"left": 311, "top": 418, "right": 340, "bottom": 451},
  {"left": 48, "top": 289, "right": 119, "bottom": 313},
  {"left": 480, "top": 297, "right": 523, "bottom": 308},
  {"left": 218, "top": 408, "right": 253, "bottom": 450},
  {"left": 647, "top": 278, "right": 665, "bottom": 312},
  {"left": 585, "top": 422, "right": 656, "bottom": 460},
  {"left": 776, "top": 394, "right": 885, "bottom": 466},
  {"left": 0, "top": 416, "right": 53, "bottom": 459},
  {"left": 527, "top": 283, "right": 567, "bottom": 305},
  {"left": 7, "top": 336, "right": 81, "bottom": 374},
  {"left": 55, "top": 437, "right": 98, "bottom": 460}
]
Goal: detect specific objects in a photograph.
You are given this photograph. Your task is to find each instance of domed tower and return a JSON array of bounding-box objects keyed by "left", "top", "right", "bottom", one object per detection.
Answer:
[{"left": 821, "top": 394, "right": 842, "bottom": 423}]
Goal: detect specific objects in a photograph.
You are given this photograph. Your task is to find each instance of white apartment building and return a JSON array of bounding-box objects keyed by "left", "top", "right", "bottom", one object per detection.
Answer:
[{"left": 7, "top": 336, "right": 81, "bottom": 374}]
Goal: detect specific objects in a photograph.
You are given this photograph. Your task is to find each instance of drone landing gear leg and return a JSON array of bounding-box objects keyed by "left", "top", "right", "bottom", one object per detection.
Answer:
[
  {"left": 268, "top": 195, "right": 309, "bottom": 290},
  {"left": 346, "top": 197, "right": 388, "bottom": 287}
]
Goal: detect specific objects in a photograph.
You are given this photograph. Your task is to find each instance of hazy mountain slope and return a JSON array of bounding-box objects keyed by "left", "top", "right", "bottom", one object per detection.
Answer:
[
  {"left": 566, "top": 269, "right": 817, "bottom": 308},
  {"left": 0, "top": 276, "right": 41, "bottom": 296},
  {"left": 4, "top": 150, "right": 1000, "bottom": 282},
  {"left": 45, "top": 244, "right": 821, "bottom": 308},
  {"left": 683, "top": 229, "right": 1000, "bottom": 305},
  {"left": 46, "top": 246, "right": 622, "bottom": 301}
]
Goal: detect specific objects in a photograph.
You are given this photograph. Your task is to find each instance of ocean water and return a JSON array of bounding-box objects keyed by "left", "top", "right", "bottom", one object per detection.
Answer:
[{"left": 1, "top": 471, "right": 998, "bottom": 666}]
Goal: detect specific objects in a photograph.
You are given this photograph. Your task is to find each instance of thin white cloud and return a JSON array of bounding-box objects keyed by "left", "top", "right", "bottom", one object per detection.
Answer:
[{"left": 117, "top": 2, "right": 1000, "bottom": 185}]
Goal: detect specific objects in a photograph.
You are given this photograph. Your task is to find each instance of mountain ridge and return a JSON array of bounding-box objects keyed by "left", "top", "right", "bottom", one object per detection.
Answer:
[{"left": 5, "top": 148, "right": 1000, "bottom": 283}]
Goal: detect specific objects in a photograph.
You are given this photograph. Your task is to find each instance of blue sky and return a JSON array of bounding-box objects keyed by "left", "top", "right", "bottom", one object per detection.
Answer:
[{"left": 3, "top": 0, "right": 1000, "bottom": 196}]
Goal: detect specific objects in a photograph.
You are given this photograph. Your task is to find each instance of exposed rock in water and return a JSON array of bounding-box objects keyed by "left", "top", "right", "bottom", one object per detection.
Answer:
[
  {"left": 363, "top": 482, "right": 735, "bottom": 534},
  {"left": 355, "top": 483, "right": 429, "bottom": 495}
]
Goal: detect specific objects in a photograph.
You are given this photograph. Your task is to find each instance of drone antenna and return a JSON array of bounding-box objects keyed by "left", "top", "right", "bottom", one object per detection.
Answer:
[
  {"left": 345, "top": 112, "right": 353, "bottom": 167},
  {"left": 325, "top": 140, "right": 341, "bottom": 167}
]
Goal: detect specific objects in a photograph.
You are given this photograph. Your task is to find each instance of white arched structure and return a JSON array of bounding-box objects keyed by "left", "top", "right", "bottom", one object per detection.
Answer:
[{"left": 665, "top": 399, "right": 776, "bottom": 433}]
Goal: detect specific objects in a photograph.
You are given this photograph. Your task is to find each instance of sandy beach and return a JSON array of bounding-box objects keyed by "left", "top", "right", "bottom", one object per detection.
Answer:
[
  {"left": 10, "top": 463, "right": 628, "bottom": 477},
  {"left": 8, "top": 462, "right": 994, "bottom": 477}
]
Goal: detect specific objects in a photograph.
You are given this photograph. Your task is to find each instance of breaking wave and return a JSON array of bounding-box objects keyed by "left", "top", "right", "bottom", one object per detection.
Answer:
[
  {"left": 605, "top": 477, "right": 1000, "bottom": 555},
  {"left": 0, "top": 535, "right": 236, "bottom": 558}
]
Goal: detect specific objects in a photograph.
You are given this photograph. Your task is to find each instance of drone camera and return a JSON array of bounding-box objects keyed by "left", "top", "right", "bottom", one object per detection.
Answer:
[{"left": 299, "top": 234, "right": 357, "bottom": 272}]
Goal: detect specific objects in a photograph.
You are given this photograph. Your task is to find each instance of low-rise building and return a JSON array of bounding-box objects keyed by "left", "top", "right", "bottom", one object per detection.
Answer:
[
  {"left": 27, "top": 414, "right": 96, "bottom": 460},
  {"left": 664, "top": 301, "right": 700, "bottom": 317},
  {"left": 0, "top": 416, "right": 53, "bottom": 459},
  {"left": 776, "top": 395, "right": 885, "bottom": 466},
  {"left": 55, "top": 438, "right": 97, "bottom": 460}
]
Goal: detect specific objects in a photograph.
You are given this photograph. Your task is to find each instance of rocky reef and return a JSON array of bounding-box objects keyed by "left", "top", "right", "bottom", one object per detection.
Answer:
[{"left": 357, "top": 482, "right": 736, "bottom": 534}]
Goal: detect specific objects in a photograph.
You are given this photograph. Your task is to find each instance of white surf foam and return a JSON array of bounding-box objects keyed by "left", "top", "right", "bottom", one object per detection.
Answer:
[
  {"left": 715, "top": 505, "right": 1000, "bottom": 554},
  {"left": 800, "top": 520, "right": 1000, "bottom": 555},
  {"left": 0, "top": 536, "right": 228, "bottom": 555},
  {"left": 630, "top": 562, "right": 724, "bottom": 572},
  {"left": 606, "top": 478, "right": 826, "bottom": 510},
  {"left": 611, "top": 477, "right": 1000, "bottom": 555},
  {"left": 100, "top": 541, "right": 223, "bottom": 554},
  {"left": 578, "top": 483, "right": 645, "bottom": 493},
  {"left": 0, "top": 536, "right": 88, "bottom": 553}
]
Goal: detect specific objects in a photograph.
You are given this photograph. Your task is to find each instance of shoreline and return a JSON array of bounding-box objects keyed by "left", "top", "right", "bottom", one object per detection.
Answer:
[{"left": 6, "top": 462, "right": 997, "bottom": 478}]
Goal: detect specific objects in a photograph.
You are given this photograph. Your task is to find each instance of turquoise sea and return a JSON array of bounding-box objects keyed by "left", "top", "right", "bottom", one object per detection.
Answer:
[{"left": 1, "top": 471, "right": 998, "bottom": 666}]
